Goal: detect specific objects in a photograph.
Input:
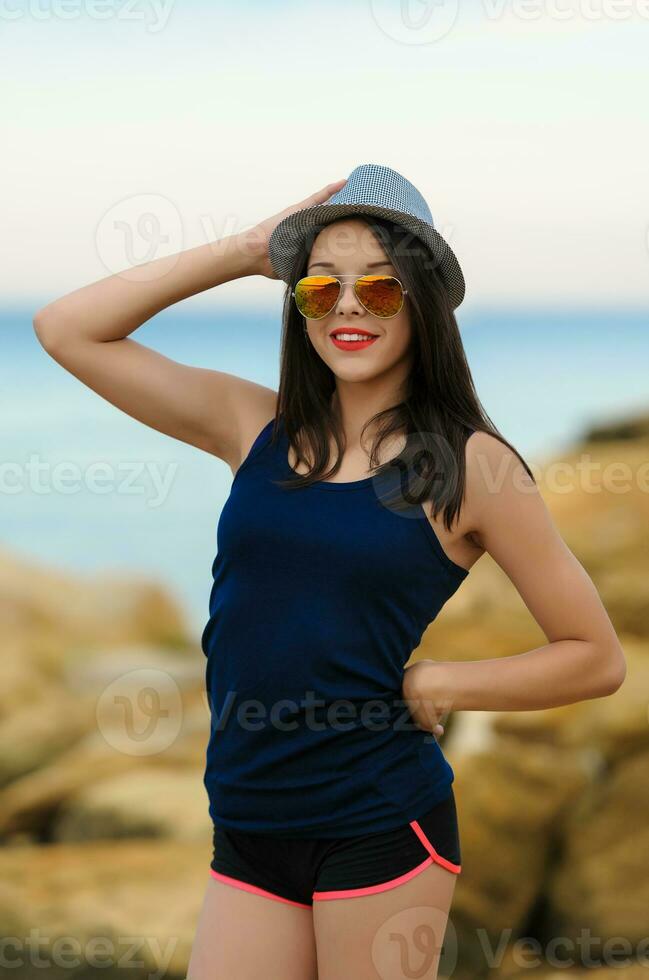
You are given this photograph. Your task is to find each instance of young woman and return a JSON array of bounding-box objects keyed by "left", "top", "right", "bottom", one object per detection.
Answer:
[{"left": 34, "top": 165, "right": 626, "bottom": 980}]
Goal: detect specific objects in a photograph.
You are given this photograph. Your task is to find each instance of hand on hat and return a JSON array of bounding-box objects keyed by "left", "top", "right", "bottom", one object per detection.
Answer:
[{"left": 241, "top": 178, "right": 348, "bottom": 280}]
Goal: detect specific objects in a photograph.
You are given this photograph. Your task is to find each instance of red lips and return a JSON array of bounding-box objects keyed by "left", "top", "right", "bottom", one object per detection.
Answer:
[{"left": 329, "top": 327, "right": 378, "bottom": 338}]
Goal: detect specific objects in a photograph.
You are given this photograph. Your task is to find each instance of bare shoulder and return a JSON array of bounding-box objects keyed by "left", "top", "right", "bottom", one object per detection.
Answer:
[
  {"left": 463, "top": 428, "right": 543, "bottom": 547},
  {"left": 418, "top": 431, "right": 515, "bottom": 572},
  {"left": 465, "top": 428, "right": 527, "bottom": 465},
  {"left": 464, "top": 429, "right": 536, "bottom": 501}
]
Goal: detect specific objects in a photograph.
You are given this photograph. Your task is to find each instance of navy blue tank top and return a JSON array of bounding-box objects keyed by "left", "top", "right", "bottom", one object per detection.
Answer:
[{"left": 200, "top": 414, "right": 470, "bottom": 838}]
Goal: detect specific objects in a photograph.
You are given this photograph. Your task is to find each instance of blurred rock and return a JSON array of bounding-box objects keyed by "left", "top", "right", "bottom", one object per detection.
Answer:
[
  {"left": 0, "top": 690, "right": 92, "bottom": 787},
  {"left": 546, "top": 748, "right": 649, "bottom": 945},
  {"left": 493, "top": 965, "right": 649, "bottom": 979},
  {"left": 0, "top": 545, "right": 190, "bottom": 670},
  {"left": 52, "top": 768, "right": 211, "bottom": 842},
  {"left": 0, "top": 697, "right": 210, "bottom": 840},
  {"left": 447, "top": 737, "right": 590, "bottom": 978},
  {"left": 0, "top": 732, "right": 143, "bottom": 838},
  {"left": 0, "top": 639, "right": 47, "bottom": 718},
  {"left": 64, "top": 643, "right": 204, "bottom": 693},
  {"left": 0, "top": 835, "right": 207, "bottom": 980},
  {"left": 585, "top": 415, "right": 649, "bottom": 442}
]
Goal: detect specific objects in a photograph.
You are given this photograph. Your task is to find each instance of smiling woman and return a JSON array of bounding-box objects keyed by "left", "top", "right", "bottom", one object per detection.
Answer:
[{"left": 33, "top": 162, "right": 626, "bottom": 980}]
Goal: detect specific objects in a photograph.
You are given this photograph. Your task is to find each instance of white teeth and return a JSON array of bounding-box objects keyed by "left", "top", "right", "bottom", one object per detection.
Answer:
[{"left": 332, "top": 333, "right": 376, "bottom": 341}]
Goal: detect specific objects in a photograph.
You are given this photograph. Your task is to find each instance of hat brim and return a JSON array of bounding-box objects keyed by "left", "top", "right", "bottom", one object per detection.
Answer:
[{"left": 267, "top": 202, "right": 465, "bottom": 310}]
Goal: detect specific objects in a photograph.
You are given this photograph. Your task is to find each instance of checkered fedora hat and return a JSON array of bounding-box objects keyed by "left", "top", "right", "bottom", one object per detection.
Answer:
[{"left": 267, "top": 162, "right": 465, "bottom": 310}]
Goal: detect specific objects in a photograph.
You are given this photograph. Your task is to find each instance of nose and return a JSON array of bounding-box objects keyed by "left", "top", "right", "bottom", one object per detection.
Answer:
[{"left": 334, "top": 281, "right": 365, "bottom": 317}]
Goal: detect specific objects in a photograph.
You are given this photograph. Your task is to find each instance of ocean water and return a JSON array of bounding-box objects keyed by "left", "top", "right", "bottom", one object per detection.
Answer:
[{"left": 2, "top": 305, "right": 648, "bottom": 637}]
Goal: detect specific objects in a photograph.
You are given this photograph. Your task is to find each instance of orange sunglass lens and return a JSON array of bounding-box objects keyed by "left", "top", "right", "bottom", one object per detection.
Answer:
[
  {"left": 294, "top": 276, "right": 340, "bottom": 319},
  {"left": 354, "top": 276, "right": 403, "bottom": 317}
]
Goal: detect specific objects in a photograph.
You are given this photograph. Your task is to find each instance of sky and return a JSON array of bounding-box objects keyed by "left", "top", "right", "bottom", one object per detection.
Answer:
[{"left": 2, "top": 0, "right": 648, "bottom": 313}]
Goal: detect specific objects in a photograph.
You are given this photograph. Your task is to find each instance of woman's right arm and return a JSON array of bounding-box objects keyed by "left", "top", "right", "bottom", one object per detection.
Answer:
[
  {"left": 34, "top": 233, "right": 275, "bottom": 470},
  {"left": 32, "top": 178, "right": 347, "bottom": 471}
]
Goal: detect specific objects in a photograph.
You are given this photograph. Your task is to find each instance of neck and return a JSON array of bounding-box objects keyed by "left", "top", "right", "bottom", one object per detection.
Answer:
[{"left": 330, "top": 368, "right": 410, "bottom": 445}]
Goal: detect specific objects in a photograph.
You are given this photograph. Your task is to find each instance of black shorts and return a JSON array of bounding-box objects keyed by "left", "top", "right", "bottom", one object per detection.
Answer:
[{"left": 210, "top": 788, "right": 461, "bottom": 909}]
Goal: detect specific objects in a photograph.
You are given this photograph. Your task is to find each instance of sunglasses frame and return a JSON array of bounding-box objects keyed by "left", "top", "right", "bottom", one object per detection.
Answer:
[{"left": 291, "top": 274, "right": 408, "bottom": 320}]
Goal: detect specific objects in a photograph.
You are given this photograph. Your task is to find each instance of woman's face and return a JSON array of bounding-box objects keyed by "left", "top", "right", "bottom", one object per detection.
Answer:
[{"left": 301, "top": 219, "right": 413, "bottom": 384}]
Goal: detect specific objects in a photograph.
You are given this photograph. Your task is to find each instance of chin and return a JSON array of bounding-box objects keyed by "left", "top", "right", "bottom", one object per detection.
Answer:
[
  {"left": 329, "top": 362, "right": 389, "bottom": 384},
  {"left": 315, "top": 344, "right": 401, "bottom": 382}
]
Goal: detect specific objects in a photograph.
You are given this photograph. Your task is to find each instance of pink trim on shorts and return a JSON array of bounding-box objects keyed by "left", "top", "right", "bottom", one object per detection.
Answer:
[
  {"left": 312, "top": 855, "right": 433, "bottom": 901},
  {"left": 409, "top": 819, "right": 462, "bottom": 874},
  {"left": 209, "top": 868, "right": 311, "bottom": 909}
]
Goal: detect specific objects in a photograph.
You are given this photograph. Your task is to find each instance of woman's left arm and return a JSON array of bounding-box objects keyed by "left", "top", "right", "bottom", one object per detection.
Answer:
[{"left": 404, "top": 432, "right": 627, "bottom": 722}]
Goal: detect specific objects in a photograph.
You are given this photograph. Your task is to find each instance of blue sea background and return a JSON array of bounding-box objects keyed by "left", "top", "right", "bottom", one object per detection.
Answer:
[{"left": 3, "top": 305, "right": 648, "bottom": 641}]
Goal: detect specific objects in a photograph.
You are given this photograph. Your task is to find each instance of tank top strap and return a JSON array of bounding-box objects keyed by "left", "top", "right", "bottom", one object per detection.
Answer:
[
  {"left": 248, "top": 416, "right": 276, "bottom": 457},
  {"left": 233, "top": 416, "right": 277, "bottom": 483}
]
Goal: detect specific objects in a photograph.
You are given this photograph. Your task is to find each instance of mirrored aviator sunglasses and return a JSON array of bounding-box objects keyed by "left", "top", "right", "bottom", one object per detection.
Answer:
[{"left": 291, "top": 274, "right": 407, "bottom": 320}]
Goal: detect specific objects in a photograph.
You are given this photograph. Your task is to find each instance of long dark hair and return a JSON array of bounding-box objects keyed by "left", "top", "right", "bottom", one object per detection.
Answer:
[{"left": 267, "top": 215, "right": 535, "bottom": 531}]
